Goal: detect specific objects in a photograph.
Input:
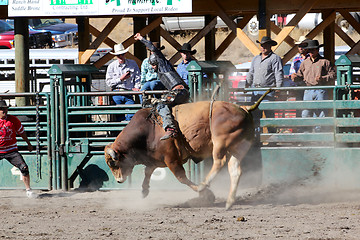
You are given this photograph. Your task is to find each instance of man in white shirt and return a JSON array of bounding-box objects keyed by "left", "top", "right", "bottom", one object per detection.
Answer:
[{"left": 106, "top": 43, "right": 141, "bottom": 121}]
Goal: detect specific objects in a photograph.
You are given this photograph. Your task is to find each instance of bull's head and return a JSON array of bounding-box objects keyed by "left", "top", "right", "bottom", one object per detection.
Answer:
[{"left": 104, "top": 144, "right": 134, "bottom": 183}]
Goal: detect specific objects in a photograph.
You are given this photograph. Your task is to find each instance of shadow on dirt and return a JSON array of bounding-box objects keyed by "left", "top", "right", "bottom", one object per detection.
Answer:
[{"left": 37, "top": 192, "right": 78, "bottom": 199}]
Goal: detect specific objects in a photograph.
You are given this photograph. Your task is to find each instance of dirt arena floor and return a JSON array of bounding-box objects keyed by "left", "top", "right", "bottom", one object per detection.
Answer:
[{"left": 1, "top": 179, "right": 360, "bottom": 240}]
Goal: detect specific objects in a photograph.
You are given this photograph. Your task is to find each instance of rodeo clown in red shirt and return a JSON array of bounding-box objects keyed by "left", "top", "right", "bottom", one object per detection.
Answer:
[{"left": 0, "top": 100, "right": 37, "bottom": 198}]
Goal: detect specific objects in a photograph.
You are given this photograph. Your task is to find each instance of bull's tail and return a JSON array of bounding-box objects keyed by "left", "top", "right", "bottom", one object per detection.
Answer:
[{"left": 245, "top": 89, "right": 273, "bottom": 112}]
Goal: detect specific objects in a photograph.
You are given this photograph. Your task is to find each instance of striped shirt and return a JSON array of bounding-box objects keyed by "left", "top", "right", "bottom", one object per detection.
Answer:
[
  {"left": 0, "top": 115, "right": 24, "bottom": 153},
  {"left": 289, "top": 54, "right": 309, "bottom": 74}
]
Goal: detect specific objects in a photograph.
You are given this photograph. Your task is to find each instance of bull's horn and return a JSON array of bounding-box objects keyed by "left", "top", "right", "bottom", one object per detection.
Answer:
[
  {"left": 245, "top": 88, "right": 273, "bottom": 112},
  {"left": 106, "top": 147, "right": 116, "bottom": 159}
]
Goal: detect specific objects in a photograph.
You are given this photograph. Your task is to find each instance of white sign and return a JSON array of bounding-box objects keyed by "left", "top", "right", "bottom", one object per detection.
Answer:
[{"left": 8, "top": 0, "right": 192, "bottom": 17}]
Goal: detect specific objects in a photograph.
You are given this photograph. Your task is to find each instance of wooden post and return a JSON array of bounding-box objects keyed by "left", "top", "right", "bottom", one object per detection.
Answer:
[
  {"left": 322, "top": 10, "right": 335, "bottom": 64},
  {"left": 77, "top": 17, "right": 90, "bottom": 64},
  {"left": 14, "top": 17, "right": 29, "bottom": 106},
  {"left": 205, "top": 15, "right": 216, "bottom": 61},
  {"left": 148, "top": 15, "right": 161, "bottom": 43},
  {"left": 133, "top": 17, "right": 148, "bottom": 63},
  {"left": 258, "top": 0, "right": 269, "bottom": 41}
]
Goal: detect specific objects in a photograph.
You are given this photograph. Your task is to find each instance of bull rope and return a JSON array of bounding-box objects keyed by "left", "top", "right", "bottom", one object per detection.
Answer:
[{"left": 209, "top": 84, "right": 221, "bottom": 130}]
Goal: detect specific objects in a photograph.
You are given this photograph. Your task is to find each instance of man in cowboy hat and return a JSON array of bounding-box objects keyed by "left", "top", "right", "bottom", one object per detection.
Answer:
[
  {"left": 289, "top": 36, "right": 310, "bottom": 75},
  {"left": 139, "top": 42, "right": 166, "bottom": 102},
  {"left": 134, "top": 33, "right": 189, "bottom": 140},
  {"left": 288, "top": 36, "right": 310, "bottom": 105},
  {"left": 106, "top": 43, "right": 141, "bottom": 122},
  {"left": 291, "top": 39, "right": 336, "bottom": 132},
  {"left": 0, "top": 100, "right": 36, "bottom": 198},
  {"left": 246, "top": 36, "right": 284, "bottom": 140},
  {"left": 176, "top": 43, "right": 197, "bottom": 85}
]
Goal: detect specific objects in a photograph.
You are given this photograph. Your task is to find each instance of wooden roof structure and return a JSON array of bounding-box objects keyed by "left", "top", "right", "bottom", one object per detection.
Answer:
[{"left": 2, "top": 0, "right": 360, "bottom": 89}]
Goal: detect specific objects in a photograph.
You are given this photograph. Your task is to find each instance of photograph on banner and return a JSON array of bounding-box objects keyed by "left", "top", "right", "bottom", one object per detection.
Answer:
[{"left": 8, "top": 0, "right": 192, "bottom": 17}]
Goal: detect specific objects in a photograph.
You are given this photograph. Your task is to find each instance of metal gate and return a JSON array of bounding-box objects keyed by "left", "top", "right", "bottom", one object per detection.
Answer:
[{"left": 0, "top": 92, "right": 52, "bottom": 190}]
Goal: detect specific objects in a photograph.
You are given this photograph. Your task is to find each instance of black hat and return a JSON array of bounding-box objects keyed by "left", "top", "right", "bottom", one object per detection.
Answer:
[
  {"left": 256, "top": 36, "right": 277, "bottom": 46},
  {"left": 178, "top": 43, "right": 197, "bottom": 55},
  {"left": 300, "top": 39, "right": 324, "bottom": 49},
  {"left": 147, "top": 42, "right": 165, "bottom": 51},
  {"left": 0, "top": 100, "right": 8, "bottom": 108}
]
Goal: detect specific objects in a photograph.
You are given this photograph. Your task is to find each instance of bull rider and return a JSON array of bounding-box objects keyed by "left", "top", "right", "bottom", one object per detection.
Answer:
[{"left": 134, "top": 33, "right": 190, "bottom": 141}]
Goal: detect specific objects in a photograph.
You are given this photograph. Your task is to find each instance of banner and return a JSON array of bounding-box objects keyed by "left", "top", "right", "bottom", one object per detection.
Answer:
[{"left": 8, "top": 0, "right": 192, "bottom": 17}]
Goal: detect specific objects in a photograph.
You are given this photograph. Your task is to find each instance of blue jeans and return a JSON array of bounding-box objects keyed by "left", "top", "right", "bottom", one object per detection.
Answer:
[
  {"left": 112, "top": 92, "right": 135, "bottom": 121},
  {"left": 302, "top": 89, "right": 328, "bottom": 132},
  {"left": 251, "top": 91, "right": 276, "bottom": 138},
  {"left": 157, "top": 88, "right": 190, "bottom": 130},
  {"left": 139, "top": 80, "right": 165, "bottom": 103}
]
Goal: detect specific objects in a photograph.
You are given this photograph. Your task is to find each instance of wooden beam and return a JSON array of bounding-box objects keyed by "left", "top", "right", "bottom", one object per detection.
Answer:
[
  {"left": 338, "top": 10, "right": 360, "bottom": 34},
  {"left": 77, "top": 17, "right": 90, "bottom": 64},
  {"left": 214, "top": 14, "right": 253, "bottom": 59},
  {"left": 211, "top": 0, "right": 260, "bottom": 56},
  {"left": 273, "top": 0, "right": 319, "bottom": 51},
  {"left": 237, "top": 27, "right": 260, "bottom": 56},
  {"left": 211, "top": 0, "right": 236, "bottom": 32},
  {"left": 123, "top": 17, "right": 162, "bottom": 48},
  {"left": 282, "top": 11, "right": 336, "bottom": 63},
  {"left": 347, "top": 41, "right": 360, "bottom": 55},
  {"left": 89, "top": 25, "right": 117, "bottom": 48},
  {"left": 205, "top": 15, "right": 216, "bottom": 61},
  {"left": 169, "top": 17, "right": 218, "bottom": 64},
  {"left": 81, "top": 16, "right": 123, "bottom": 64},
  {"left": 159, "top": 27, "right": 182, "bottom": 51},
  {"left": 270, "top": 21, "right": 295, "bottom": 47},
  {"left": 334, "top": 24, "right": 355, "bottom": 48},
  {"left": 93, "top": 17, "right": 162, "bottom": 69},
  {"left": 323, "top": 10, "right": 335, "bottom": 64}
]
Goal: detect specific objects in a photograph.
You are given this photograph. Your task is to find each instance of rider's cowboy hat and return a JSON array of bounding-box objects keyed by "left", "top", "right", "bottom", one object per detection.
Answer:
[
  {"left": 110, "top": 43, "right": 129, "bottom": 55},
  {"left": 300, "top": 39, "right": 324, "bottom": 49},
  {"left": 147, "top": 42, "right": 165, "bottom": 51},
  {"left": 178, "top": 43, "right": 197, "bottom": 55},
  {"left": 256, "top": 36, "right": 277, "bottom": 46}
]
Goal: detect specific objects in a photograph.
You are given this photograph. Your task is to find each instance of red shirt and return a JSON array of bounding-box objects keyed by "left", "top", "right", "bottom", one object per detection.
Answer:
[{"left": 0, "top": 115, "right": 24, "bottom": 153}]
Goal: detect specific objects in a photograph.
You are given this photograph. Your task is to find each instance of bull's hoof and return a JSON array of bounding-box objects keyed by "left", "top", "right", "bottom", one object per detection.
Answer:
[
  {"left": 142, "top": 189, "right": 149, "bottom": 198},
  {"left": 197, "top": 182, "right": 208, "bottom": 192},
  {"left": 225, "top": 199, "right": 235, "bottom": 210},
  {"left": 199, "top": 188, "right": 215, "bottom": 203}
]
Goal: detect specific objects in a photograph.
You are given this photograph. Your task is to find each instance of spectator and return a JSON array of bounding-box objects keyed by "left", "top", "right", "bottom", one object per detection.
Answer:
[
  {"left": 291, "top": 40, "right": 336, "bottom": 132},
  {"left": 176, "top": 43, "right": 196, "bottom": 85},
  {"left": 106, "top": 43, "right": 141, "bottom": 122},
  {"left": 246, "top": 36, "right": 284, "bottom": 137},
  {"left": 289, "top": 36, "right": 310, "bottom": 75},
  {"left": 288, "top": 36, "right": 310, "bottom": 107},
  {"left": 0, "top": 100, "right": 36, "bottom": 198},
  {"left": 140, "top": 42, "right": 166, "bottom": 102},
  {"left": 134, "top": 33, "right": 189, "bottom": 140}
]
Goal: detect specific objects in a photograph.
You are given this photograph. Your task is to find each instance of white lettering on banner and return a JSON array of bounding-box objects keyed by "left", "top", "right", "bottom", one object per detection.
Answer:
[{"left": 8, "top": 0, "right": 192, "bottom": 17}]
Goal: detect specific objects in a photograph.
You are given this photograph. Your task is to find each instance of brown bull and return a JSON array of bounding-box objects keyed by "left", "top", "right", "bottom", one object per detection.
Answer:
[{"left": 105, "top": 90, "right": 271, "bottom": 210}]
